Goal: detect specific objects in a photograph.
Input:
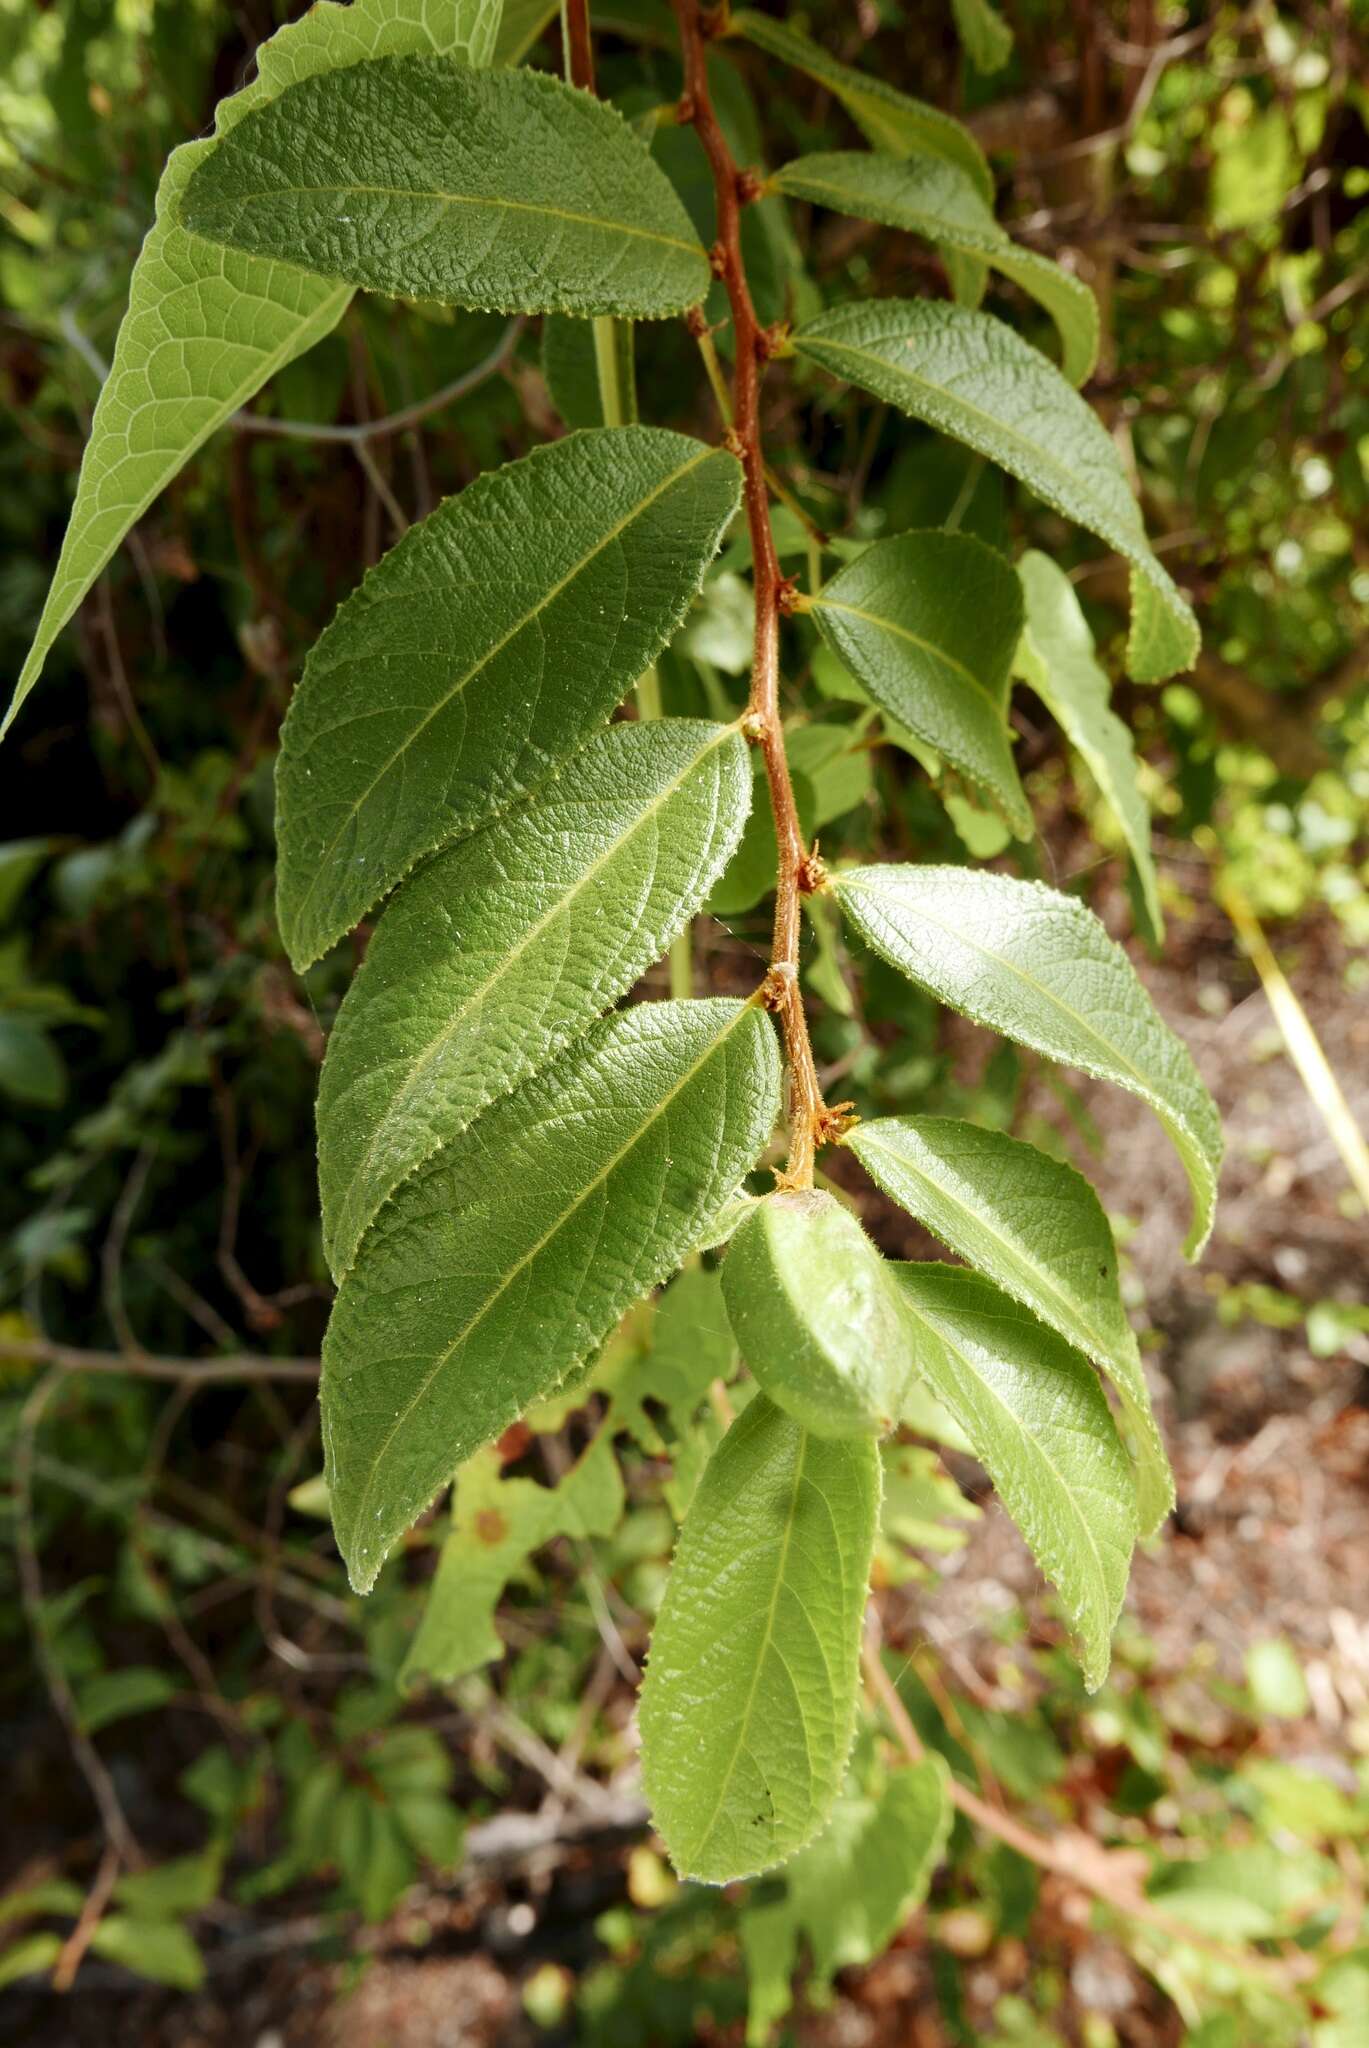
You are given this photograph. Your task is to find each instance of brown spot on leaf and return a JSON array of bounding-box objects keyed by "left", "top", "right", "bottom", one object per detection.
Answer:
[{"left": 474, "top": 1508, "right": 508, "bottom": 1546}]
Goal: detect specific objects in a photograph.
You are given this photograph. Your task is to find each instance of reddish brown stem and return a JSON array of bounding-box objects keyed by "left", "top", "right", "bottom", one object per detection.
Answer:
[
  {"left": 563, "top": 0, "right": 596, "bottom": 93},
  {"left": 673, "top": 0, "right": 828, "bottom": 1187}
]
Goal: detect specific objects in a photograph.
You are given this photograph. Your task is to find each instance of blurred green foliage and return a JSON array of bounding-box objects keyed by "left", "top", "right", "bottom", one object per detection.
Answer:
[{"left": 0, "top": 0, "right": 1366, "bottom": 2037}]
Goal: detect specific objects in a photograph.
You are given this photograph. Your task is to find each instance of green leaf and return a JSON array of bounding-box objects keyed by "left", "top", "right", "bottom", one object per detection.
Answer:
[
  {"left": 807, "top": 531, "right": 1029, "bottom": 836},
  {"left": 317, "top": 718, "right": 750, "bottom": 1276},
  {"left": 791, "top": 301, "right": 1199, "bottom": 681},
  {"left": 706, "top": 760, "right": 817, "bottom": 918},
  {"left": 113, "top": 1851, "right": 223, "bottom": 1921},
  {"left": 890, "top": 1263, "right": 1136, "bottom": 1688},
  {"left": 391, "top": 1793, "right": 466, "bottom": 1870},
  {"left": 722, "top": 1190, "right": 913, "bottom": 1438},
  {"left": 1013, "top": 549, "right": 1163, "bottom": 940},
  {"left": 5, "top": 0, "right": 498, "bottom": 740},
  {"left": 0, "top": 839, "right": 58, "bottom": 924},
  {"left": 950, "top": 0, "right": 1013, "bottom": 74},
  {"left": 181, "top": 57, "right": 710, "bottom": 320},
  {"left": 772, "top": 153, "right": 1096, "bottom": 385},
  {"left": 1245, "top": 1638, "right": 1311, "bottom": 1721},
  {"left": 360, "top": 1728, "right": 463, "bottom": 1875},
  {"left": 276, "top": 428, "right": 741, "bottom": 968},
  {"left": 639, "top": 1394, "right": 880, "bottom": 1882},
  {"left": 1242, "top": 1760, "right": 1365, "bottom": 1841},
  {"left": 541, "top": 312, "right": 608, "bottom": 428},
  {"left": 89, "top": 1915, "right": 205, "bottom": 1990},
  {"left": 829, "top": 864, "right": 1221, "bottom": 1256},
  {"left": 0, "top": 1018, "right": 66, "bottom": 1108},
  {"left": 401, "top": 1261, "right": 733, "bottom": 1695},
  {"left": 728, "top": 10, "right": 991, "bottom": 204},
  {"left": 369, "top": 1726, "right": 454, "bottom": 1795},
  {"left": 0, "top": 1935, "right": 62, "bottom": 1991},
  {"left": 0, "top": 1880, "right": 85, "bottom": 1929},
  {"left": 494, "top": 0, "right": 556, "bottom": 63},
  {"left": 76, "top": 1664, "right": 178, "bottom": 1733},
  {"left": 848, "top": 1116, "right": 1173, "bottom": 1534},
  {"left": 1147, "top": 1845, "right": 1333, "bottom": 1940},
  {"left": 740, "top": 1757, "right": 951, "bottom": 2044},
  {"left": 400, "top": 1428, "right": 623, "bottom": 1686},
  {"left": 333, "top": 1792, "right": 416, "bottom": 1921},
  {"left": 494, "top": 0, "right": 555, "bottom": 64},
  {"left": 785, "top": 720, "right": 875, "bottom": 828},
  {"left": 324, "top": 998, "right": 780, "bottom": 1591}
]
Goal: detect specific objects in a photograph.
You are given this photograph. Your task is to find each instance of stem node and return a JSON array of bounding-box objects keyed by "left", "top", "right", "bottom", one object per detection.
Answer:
[
  {"left": 796, "top": 844, "right": 828, "bottom": 893},
  {"left": 672, "top": 0, "right": 830, "bottom": 1190}
]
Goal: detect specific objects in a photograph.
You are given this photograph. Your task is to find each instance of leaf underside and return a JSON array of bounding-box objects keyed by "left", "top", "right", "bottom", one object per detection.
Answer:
[
  {"left": 1014, "top": 548, "right": 1164, "bottom": 940},
  {"left": 891, "top": 1262, "right": 1137, "bottom": 1689},
  {"left": 639, "top": 1393, "right": 881, "bottom": 1882},
  {"left": 180, "top": 55, "right": 711, "bottom": 318},
  {"left": 722, "top": 1189, "right": 913, "bottom": 1438},
  {"left": 848, "top": 1115, "right": 1174, "bottom": 1534}
]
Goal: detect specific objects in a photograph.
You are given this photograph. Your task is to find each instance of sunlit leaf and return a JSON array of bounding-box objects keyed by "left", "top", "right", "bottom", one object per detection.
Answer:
[
  {"left": 317, "top": 719, "right": 750, "bottom": 1275},
  {"left": 830, "top": 863, "right": 1221, "bottom": 1255},
  {"left": 639, "top": 1393, "right": 880, "bottom": 1881},
  {"left": 722, "top": 1189, "right": 913, "bottom": 1437},
  {"left": 849, "top": 1116, "right": 1174, "bottom": 1533},
  {"left": 324, "top": 999, "right": 780, "bottom": 1591},
  {"left": 892, "top": 1263, "right": 1137, "bottom": 1688},
  {"left": 1014, "top": 549, "right": 1162, "bottom": 939},
  {"left": 276, "top": 429, "right": 741, "bottom": 967},
  {"left": 792, "top": 300, "right": 1199, "bottom": 680}
]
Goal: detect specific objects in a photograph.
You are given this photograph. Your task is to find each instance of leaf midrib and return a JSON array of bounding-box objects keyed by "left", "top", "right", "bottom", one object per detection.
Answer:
[
  {"left": 796, "top": 327, "right": 1149, "bottom": 559},
  {"left": 812, "top": 593, "right": 1006, "bottom": 722},
  {"left": 688, "top": 1422, "right": 809, "bottom": 1867},
  {"left": 328, "top": 725, "right": 736, "bottom": 1266},
  {"left": 776, "top": 165, "right": 1001, "bottom": 252},
  {"left": 339, "top": 1004, "right": 757, "bottom": 1549},
  {"left": 898, "top": 1281, "right": 1114, "bottom": 1631},
  {"left": 853, "top": 1125, "right": 1128, "bottom": 1376},
  {"left": 842, "top": 871, "right": 1199, "bottom": 1154},
  {"left": 286, "top": 443, "right": 724, "bottom": 951},
  {"left": 206, "top": 179, "right": 703, "bottom": 259}
]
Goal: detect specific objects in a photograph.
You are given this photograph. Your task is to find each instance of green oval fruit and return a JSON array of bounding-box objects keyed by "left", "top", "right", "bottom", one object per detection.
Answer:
[{"left": 721, "top": 1189, "right": 911, "bottom": 1436}]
